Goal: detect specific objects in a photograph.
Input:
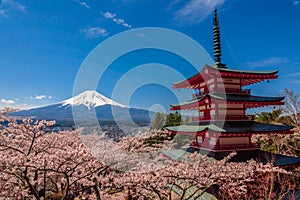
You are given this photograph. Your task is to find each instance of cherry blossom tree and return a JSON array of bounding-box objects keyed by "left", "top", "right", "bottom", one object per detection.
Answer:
[
  {"left": 0, "top": 110, "right": 106, "bottom": 199},
  {"left": 1, "top": 108, "right": 298, "bottom": 200}
]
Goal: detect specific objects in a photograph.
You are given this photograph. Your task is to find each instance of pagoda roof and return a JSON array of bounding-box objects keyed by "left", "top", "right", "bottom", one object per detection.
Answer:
[
  {"left": 173, "top": 65, "right": 278, "bottom": 89},
  {"left": 166, "top": 121, "right": 293, "bottom": 135},
  {"left": 163, "top": 148, "right": 300, "bottom": 167},
  {"left": 170, "top": 93, "right": 284, "bottom": 110},
  {"left": 214, "top": 150, "right": 300, "bottom": 167}
]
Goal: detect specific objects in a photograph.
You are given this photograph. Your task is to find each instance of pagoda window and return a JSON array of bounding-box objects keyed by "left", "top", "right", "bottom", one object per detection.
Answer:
[
  {"left": 210, "top": 110, "right": 215, "bottom": 116},
  {"left": 199, "top": 111, "right": 204, "bottom": 117},
  {"left": 209, "top": 138, "right": 216, "bottom": 145},
  {"left": 199, "top": 105, "right": 206, "bottom": 110},
  {"left": 200, "top": 88, "right": 204, "bottom": 94},
  {"left": 209, "top": 84, "right": 215, "bottom": 92},
  {"left": 197, "top": 136, "right": 203, "bottom": 144},
  {"left": 207, "top": 79, "right": 214, "bottom": 84}
]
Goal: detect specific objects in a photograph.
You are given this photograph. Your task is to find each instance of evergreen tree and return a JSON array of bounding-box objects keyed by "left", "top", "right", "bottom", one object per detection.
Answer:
[
  {"left": 164, "top": 111, "right": 182, "bottom": 128},
  {"left": 150, "top": 112, "right": 166, "bottom": 130},
  {"left": 255, "top": 109, "right": 294, "bottom": 126}
]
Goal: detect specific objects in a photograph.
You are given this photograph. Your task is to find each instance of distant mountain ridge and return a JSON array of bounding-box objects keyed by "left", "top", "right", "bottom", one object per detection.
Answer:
[{"left": 13, "top": 90, "right": 154, "bottom": 126}]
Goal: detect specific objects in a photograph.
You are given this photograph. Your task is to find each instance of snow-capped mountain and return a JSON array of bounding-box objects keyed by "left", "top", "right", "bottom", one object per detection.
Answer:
[
  {"left": 61, "top": 90, "right": 127, "bottom": 108},
  {"left": 13, "top": 90, "right": 154, "bottom": 126}
]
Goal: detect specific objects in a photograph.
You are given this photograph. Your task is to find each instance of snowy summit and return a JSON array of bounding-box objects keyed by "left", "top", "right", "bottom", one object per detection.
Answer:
[{"left": 61, "top": 90, "right": 127, "bottom": 108}]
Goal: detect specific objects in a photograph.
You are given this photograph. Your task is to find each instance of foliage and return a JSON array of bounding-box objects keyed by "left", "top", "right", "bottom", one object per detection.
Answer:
[
  {"left": 256, "top": 133, "right": 300, "bottom": 157},
  {"left": 0, "top": 110, "right": 106, "bottom": 200},
  {"left": 280, "top": 89, "right": 300, "bottom": 131},
  {"left": 117, "top": 129, "right": 172, "bottom": 153},
  {"left": 255, "top": 109, "right": 294, "bottom": 126},
  {"left": 1, "top": 109, "right": 299, "bottom": 200},
  {"left": 150, "top": 112, "right": 166, "bottom": 130},
  {"left": 254, "top": 89, "right": 300, "bottom": 157},
  {"left": 164, "top": 111, "right": 182, "bottom": 128},
  {"left": 110, "top": 151, "right": 298, "bottom": 200}
]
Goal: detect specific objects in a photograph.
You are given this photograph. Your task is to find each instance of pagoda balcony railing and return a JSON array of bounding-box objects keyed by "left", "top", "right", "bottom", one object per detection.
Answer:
[
  {"left": 192, "top": 89, "right": 251, "bottom": 98},
  {"left": 191, "top": 143, "right": 259, "bottom": 151},
  {"left": 192, "top": 115, "right": 255, "bottom": 121},
  {"left": 213, "top": 143, "right": 259, "bottom": 150},
  {"left": 224, "top": 88, "right": 251, "bottom": 94}
]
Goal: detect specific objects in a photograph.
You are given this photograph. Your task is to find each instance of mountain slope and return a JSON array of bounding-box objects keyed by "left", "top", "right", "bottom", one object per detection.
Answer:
[
  {"left": 13, "top": 90, "right": 154, "bottom": 126},
  {"left": 61, "top": 90, "right": 126, "bottom": 108}
]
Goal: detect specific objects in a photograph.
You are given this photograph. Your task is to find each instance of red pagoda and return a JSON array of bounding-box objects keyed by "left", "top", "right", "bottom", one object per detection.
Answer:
[{"left": 166, "top": 9, "right": 294, "bottom": 153}]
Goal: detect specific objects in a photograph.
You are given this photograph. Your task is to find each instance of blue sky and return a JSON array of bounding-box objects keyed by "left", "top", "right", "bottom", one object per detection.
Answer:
[{"left": 0, "top": 0, "right": 300, "bottom": 113}]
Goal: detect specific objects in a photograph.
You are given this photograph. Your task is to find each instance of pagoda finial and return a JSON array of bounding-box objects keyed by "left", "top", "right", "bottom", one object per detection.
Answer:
[{"left": 213, "top": 9, "right": 226, "bottom": 68}]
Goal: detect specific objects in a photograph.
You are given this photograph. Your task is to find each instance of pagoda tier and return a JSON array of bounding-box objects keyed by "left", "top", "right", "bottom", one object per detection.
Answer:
[
  {"left": 172, "top": 65, "right": 278, "bottom": 90},
  {"left": 170, "top": 93, "right": 284, "bottom": 122},
  {"left": 166, "top": 121, "right": 293, "bottom": 152}
]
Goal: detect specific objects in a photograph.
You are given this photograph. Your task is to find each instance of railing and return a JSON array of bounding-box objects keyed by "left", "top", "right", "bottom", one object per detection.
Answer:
[
  {"left": 192, "top": 115, "right": 255, "bottom": 122},
  {"left": 214, "top": 143, "right": 259, "bottom": 150},
  {"left": 192, "top": 89, "right": 251, "bottom": 96},
  {"left": 191, "top": 143, "right": 259, "bottom": 151}
]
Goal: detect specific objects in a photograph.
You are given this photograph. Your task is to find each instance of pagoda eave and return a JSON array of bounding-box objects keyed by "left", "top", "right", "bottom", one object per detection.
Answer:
[
  {"left": 167, "top": 129, "right": 294, "bottom": 136},
  {"left": 172, "top": 65, "right": 279, "bottom": 89},
  {"left": 170, "top": 100, "right": 284, "bottom": 111}
]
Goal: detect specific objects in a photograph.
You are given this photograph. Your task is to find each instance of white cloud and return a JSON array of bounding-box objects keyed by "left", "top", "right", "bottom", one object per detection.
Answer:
[
  {"left": 35, "top": 95, "right": 47, "bottom": 100},
  {"left": 166, "top": 0, "right": 183, "bottom": 11},
  {"left": 286, "top": 71, "right": 300, "bottom": 77},
  {"left": 242, "top": 57, "right": 290, "bottom": 69},
  {"left": 72, "top": 0, "right": 90, "bottom": 9},
  {"left": 1, "top": 0, "right": 27, "bottom": 12},
  {"left": 102, "top": 11, "right": 116, "bottom": 19},
  {"left": 0, "top": 10, "right": 8, "bottom": 17},
  {"left": 80, "top": 27, "right": 108, "bottom": 38},
  {"left": 0, "top": 0, "right": 26, "bottom": 18},
  {"left": 30, "top": 95, "right": 53, "bottom": 100},
  {"left": 174, "top": 0, "right": 225, "bottom": 24},
  {"left": 113, "top": 18, "right": 124, "bottom": 24},
  {"left": 101, "top": 11, "right": 132, "bottom": 28},
  {"left": 1, "top": 99, "right": 15, "bottom": 104}
]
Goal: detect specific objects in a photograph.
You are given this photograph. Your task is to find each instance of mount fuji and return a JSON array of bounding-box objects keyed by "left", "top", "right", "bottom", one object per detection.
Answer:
[
  {"left": 61, "top": 90, "right": 127, "bottom": 108},
  {"left": 13, "top": 90, "right": 154, "bottom": 126}
]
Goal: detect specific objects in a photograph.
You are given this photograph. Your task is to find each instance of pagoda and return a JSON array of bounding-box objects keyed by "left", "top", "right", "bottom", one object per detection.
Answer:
[{"left": 166, "top": 9, "right": 294, "bottom": 153}]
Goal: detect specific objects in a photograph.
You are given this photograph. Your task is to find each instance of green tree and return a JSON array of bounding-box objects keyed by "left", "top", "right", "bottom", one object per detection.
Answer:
[
  {"left": 254, "top": 107, "right": 299, "bottom": 157},
  {"left": 255, "top": 109, "right": 282, "bottom": 124},
  {"left": 150, "top": 112, "right": 166, "bottom": 130},
  {"left": 255, "top": 109, "right": 294, "bottom": 126},
  {"left": 164, "top": 111, "right": 182, "bottom": 128}
]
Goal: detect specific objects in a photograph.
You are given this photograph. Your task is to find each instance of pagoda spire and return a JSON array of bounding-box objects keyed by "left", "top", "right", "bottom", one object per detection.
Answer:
[{"left": 213, "top": 9, "right": 226, "bottom": 68}]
